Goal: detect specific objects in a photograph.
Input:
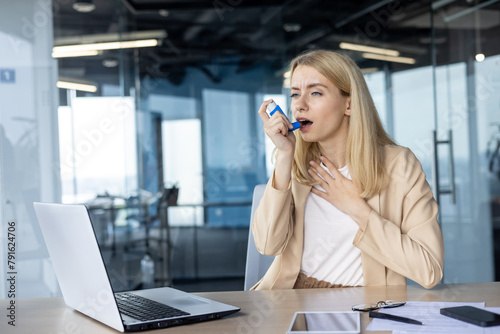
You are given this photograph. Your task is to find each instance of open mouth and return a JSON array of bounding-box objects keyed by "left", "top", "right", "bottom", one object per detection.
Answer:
[{"left": 298, "top": 119, "right": 313, "bottom": 128}]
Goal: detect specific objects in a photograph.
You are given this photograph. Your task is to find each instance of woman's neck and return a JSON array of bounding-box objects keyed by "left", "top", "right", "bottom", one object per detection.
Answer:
[
  {"left": 318, "top": 140, "right": 347, "bottom": 169},
  {"left": 317, "top": 115, "right": 350, "bottom": 168}
]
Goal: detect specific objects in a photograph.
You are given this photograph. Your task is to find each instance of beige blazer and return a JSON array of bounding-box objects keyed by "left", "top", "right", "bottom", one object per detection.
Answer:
[{"left": 251, "top": 145, "right": 444, "bottom": 290}]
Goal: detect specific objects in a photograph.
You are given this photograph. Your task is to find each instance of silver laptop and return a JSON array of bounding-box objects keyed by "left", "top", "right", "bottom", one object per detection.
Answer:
[{"left": 33, "top": 202, "right": 240, "bottom": 332}]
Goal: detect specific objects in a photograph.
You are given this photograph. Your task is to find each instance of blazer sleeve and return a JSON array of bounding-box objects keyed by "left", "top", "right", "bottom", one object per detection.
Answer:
[
  {"left": 251, "top": 173, "right": 295, "bottom": 256},
  {"left": 353, "top": 148, "right": 444, "bottom": 289}
]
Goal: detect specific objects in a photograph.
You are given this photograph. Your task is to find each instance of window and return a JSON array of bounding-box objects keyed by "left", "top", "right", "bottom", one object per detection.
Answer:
[
  {"left": 58, "top": 96, "right": 137, "bottom": 203},
  {"left": 162, "top": 119, "right": 204, "bottom": 226}
]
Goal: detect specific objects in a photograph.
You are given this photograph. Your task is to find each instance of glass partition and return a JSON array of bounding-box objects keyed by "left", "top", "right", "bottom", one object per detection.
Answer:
[
  {"left": 0, "top": 0, "right": 60, "bottom": 298},
  {"left": 3, "top": 0, "right": 500, "bottom": 298},
  {"left": 430, "top": 0, "right": 499, "bottom": 282}
]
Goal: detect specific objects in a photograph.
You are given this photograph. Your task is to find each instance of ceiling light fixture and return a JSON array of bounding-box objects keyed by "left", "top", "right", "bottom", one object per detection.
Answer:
[
  {"left": 102, "top": 59, "right": 119, "bottom": 67},
  {"left": 54, "top": 30, "right": 167, "bottom": 46},
  {"left": 475, "top": 53, "right": 485, "bottom": 62},
  {"left": 362, "top": 53, "right": 416, "bottom": 65},
  {"left": 72, "top": 0, "right": 96, "bottom": 13},
  {"left": 339, "top": 42, "right": 400, "bottom": 56},
  {"left": 283, "top": 23, "right": 301, "bottom": 32},
  {"left": 360, "top": 67, "right": 379, "bottom": 74},
  {"left": 52, "top": 50, "right": 100, "bottom": 58},
  {"left": 52, "top": 39, "right": 158, "bottom": 57},
  {"left": 57, "top": 80, "right": 97, "bottom": 92},
  {"left": 158, "top": 9, "right": 169, "bottom": 17}
]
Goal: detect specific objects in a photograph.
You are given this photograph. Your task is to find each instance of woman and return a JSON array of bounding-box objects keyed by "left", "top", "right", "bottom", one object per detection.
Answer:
[{"left": 252, "top": 50, "right": 444, "bottom": 290}]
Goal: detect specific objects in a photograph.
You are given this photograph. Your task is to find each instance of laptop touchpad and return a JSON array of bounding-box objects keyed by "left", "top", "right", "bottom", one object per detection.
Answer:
[{"left": 171, "top": 297, "right": 209, "bottom": 306}]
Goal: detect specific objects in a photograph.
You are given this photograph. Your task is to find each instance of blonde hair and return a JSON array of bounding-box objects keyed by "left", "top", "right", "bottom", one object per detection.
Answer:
[{"left": 289, "top": 50, "right": 395, "bottom": 198}]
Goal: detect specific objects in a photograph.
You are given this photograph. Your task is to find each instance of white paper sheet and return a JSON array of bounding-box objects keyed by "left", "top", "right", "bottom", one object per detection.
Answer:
[{"left": 366, "top": 301, "right": 500, "bottom": 334}]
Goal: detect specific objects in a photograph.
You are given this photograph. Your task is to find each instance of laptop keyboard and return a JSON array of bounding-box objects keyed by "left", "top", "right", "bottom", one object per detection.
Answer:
[{"left": 115, "top": 292, "right": 190, "bottom": 321}]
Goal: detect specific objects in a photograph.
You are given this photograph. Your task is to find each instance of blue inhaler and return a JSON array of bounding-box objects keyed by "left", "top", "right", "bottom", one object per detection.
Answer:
[{"left": 267, "top": 101, "right": 301, "bottom": 131}]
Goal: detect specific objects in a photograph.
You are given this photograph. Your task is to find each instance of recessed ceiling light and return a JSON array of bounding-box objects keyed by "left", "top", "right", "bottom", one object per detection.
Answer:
[
  {"left": 73, "top": 0, "right": 96, "bottom": 13},
  {"left": 283, "top": 23, "right": 301, "bottom": 33},
  {"left": 475, "top": 53, "right": 485, "bottom": 62},
  {"left": 158, "top": 9, "right": 169, "bottom": 17},
  {"left": 102, "top": 59, "right": 119, "bottom": 68}
]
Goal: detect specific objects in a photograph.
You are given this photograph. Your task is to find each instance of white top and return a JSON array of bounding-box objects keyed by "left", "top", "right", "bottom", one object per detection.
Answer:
[{"left": 300, "top": 164, "right": 364, "bottom": 286}]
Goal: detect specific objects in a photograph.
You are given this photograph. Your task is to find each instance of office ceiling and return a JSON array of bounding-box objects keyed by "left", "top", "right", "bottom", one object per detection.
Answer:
[{"left": 53, "top": 0, "right": 500, "bottom": 86}]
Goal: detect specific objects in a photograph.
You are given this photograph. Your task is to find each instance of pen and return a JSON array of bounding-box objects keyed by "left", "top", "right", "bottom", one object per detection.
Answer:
[{"left": 369, "top": 310, "right": 423, "bottom": 325}]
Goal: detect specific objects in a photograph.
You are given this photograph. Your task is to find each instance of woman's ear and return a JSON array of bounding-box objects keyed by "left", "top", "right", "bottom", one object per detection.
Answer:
[{"left": 345, "top": 97, "right": 351, "bottom": 116}]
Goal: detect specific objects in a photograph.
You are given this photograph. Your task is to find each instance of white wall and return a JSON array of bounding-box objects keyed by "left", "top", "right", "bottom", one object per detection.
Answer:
[{"left": 0, "top": 0, "right": 61, "bottom": 298}]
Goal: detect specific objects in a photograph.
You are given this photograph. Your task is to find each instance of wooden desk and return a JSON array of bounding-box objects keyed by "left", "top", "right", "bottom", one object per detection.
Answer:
[{"left": 2, "top": 282, "right": 499, "bottom": 333}]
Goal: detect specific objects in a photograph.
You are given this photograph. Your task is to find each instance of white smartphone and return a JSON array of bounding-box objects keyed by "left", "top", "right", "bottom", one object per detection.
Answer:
[{"left": 287, "top": 311, "right": 361, "bottom": 334}]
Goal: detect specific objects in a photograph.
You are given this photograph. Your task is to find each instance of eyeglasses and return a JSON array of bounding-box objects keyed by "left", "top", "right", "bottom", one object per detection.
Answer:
[{"left": 351, "top": 300, "right": 406, "bottom": 312}]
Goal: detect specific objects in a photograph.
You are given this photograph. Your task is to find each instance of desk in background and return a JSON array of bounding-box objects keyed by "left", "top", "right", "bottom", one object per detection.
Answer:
[{"left": 2, "top": 282, "right": 499, "bottom": 333}]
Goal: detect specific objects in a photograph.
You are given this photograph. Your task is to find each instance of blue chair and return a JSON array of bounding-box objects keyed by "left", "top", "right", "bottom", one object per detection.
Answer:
[{"left": 244, "top": 184, "right": 275, "bottom": 290}]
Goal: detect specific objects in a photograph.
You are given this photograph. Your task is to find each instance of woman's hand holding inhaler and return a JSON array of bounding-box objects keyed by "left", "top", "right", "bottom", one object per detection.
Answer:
[{"left": 258, "top": 99, "right": 296, "bottom": 190}]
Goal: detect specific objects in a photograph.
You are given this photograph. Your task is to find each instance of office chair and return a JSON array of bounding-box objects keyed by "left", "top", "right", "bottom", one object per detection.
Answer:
[
  {"left": 243, "top": 184, "right": 275, "bottom": 290},
  {"left": 123, "top": 187, "right": 176, "bottom": 287}
]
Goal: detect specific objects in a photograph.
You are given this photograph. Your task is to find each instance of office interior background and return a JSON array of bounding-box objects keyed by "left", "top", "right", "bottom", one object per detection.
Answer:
[{"left": 1, "top": 0, "right": 500, "bottom": 298}]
